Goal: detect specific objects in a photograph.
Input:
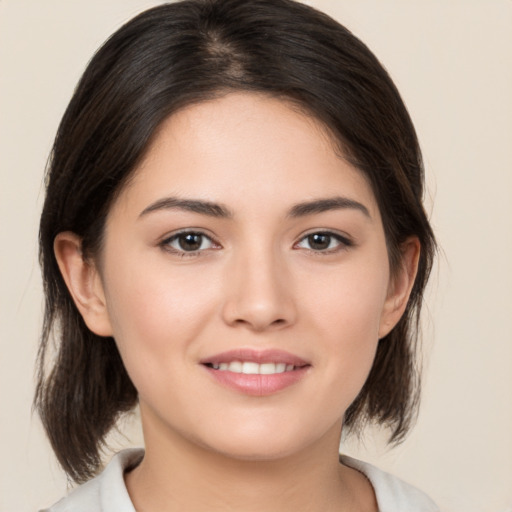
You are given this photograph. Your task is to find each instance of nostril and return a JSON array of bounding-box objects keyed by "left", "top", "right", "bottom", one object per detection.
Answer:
[{"left": 231, "top": 316, "right": 288, "bottom": 331}]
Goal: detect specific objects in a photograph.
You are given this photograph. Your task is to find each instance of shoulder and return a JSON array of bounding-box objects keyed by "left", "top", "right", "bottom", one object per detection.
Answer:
[
  {"left": 340, "top": 455, "right": 440, "bottom": 512},
  {"left": 39, "top": 449, "right": 143, "bottom": 512}
]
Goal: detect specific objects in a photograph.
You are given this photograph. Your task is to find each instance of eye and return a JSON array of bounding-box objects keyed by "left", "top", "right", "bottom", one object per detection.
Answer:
[
  {"left": 295, "top": 231, "right": 352, "bottom": 252},
  {"left": 161, "top": 231, "right": 218, "bottom": 254}
]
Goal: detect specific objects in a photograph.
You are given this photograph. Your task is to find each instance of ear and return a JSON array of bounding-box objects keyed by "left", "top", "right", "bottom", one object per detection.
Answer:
[
  {"left": 378, "top": 237, "right": 421, "bottom": 339},
  {"left": 54, "top": 232, "right": 113, "bottom": 337}
]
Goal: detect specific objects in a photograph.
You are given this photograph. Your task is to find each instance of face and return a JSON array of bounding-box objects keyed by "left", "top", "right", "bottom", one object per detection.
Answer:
[{"left": 88, "top": 93, "right": 405, "bottom": 460}]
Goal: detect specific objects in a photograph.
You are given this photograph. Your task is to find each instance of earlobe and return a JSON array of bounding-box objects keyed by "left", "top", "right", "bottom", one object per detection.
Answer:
[
  {"left": 53, "top": 232, "right": 113, "bottom": 337},
  {"left": 378, "top": 237, "right": 421, "bottom": 339}
]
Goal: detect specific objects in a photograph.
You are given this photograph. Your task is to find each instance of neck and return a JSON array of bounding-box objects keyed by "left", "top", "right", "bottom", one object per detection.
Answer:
[{"left": 125, "top": 417, "right": 376, "bottom": 512}]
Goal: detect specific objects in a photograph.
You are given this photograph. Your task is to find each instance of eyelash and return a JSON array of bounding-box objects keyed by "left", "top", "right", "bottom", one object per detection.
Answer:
[
  {"left": 159, "top": 230, "right": 353, "bottom": 257},
  {"left": 293, "top": 231, "right": 354, "bottom": 254},
  {"left": 160, "top": 230, "right": 220, "bottom": 258}
]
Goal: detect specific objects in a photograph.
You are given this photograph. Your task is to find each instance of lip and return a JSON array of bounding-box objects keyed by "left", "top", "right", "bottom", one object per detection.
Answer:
[
  {"left": 200, "top": 349, "right": 311, "bottom": 396},
  {"left": 200, "top": 348, "right": 309, "bottom": 366}
]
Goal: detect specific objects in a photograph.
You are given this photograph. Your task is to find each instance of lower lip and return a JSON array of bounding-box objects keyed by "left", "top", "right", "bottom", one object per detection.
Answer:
[{"left": 203, "top": 366, "right": 310, "bottom": 396}]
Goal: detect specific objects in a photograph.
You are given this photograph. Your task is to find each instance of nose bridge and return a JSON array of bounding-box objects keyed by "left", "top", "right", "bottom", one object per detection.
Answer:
[{"left": 222, "top": 238, "right": 296, "bottom": 331}]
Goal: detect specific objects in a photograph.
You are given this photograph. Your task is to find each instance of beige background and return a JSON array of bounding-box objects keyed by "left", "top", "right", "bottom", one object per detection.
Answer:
[{"left": 1, "top": 1, "right": 511, "bottom": 511}]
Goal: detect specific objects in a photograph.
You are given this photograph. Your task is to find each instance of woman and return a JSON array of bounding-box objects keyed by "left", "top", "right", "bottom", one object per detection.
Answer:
[{"left": 36, "top": 0, "right": 437, "bottom": 510}]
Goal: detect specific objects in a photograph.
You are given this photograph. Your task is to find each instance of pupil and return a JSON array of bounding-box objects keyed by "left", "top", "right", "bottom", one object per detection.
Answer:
[
  {"left": 309, "top": 233, "right": 330, "bottom": 250},
  {"left": 179, "top": 233, "right": 202, "bottom": 251}
]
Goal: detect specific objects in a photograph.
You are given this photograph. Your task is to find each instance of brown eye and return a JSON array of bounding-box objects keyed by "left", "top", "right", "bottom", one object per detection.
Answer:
[
  {"left": 178, "top": 233, "right": 204, "bottom": 251},
  {"left": 295, "top": 231, "right": 352, "bottom": 252},
  {"left": 162, "top": 231, "right": 216, "bottom": 253},
  {"left": 307, "top": 233, "right": 332, "bottom": 250}
]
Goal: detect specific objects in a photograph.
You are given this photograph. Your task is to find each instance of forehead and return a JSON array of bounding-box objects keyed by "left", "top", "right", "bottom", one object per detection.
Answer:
[{"left": 113, "top": 92, "right": 379, "bottom": 220}]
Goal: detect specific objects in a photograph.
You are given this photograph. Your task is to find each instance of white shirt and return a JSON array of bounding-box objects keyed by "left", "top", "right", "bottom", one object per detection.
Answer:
[{"left": 42, "top": 448, "right": 439, "bottom": 512}]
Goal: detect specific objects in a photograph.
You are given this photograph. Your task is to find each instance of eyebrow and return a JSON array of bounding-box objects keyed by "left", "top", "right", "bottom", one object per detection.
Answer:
[
  {"left": 139, "top": 197, "right": 233, "bottom": 218},
  {"left": 288, "top": 197, "right": 371, "bottom": 219},
  {"left": 139, "top": 195, "right": 370, "bottom": 220}
]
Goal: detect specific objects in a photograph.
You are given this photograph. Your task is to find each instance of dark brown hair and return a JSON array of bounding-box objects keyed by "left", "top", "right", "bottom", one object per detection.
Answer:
[{"left": 35, "top": 0, "right": 436, "bottom": 484}]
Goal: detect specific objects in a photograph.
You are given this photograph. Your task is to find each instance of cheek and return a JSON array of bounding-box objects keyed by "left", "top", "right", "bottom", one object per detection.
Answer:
[
  {"left": 102, "top": 259, "right": 222, "bottom": 384},
  {"left": 300, "top": 257, "right": 389, "bottom": 401},
  {"left": 304, "top": 254, "right": 389, "bottom": 341}
]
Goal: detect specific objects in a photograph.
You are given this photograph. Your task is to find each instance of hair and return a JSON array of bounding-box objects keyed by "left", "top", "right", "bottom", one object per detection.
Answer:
[{"left": 35, "top": 0, "right": 436, "bottom": 484}]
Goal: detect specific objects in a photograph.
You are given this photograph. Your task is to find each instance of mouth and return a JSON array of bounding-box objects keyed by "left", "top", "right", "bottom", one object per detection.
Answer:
[
  {"left": 204, "top": 361, "right": 304, "bottom": 374},
  {"left": 200, "top": 349, "right": 310, "bottom": 395}
]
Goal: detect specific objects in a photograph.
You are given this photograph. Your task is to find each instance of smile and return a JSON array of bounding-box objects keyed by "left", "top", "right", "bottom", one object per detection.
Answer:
[
  {"left": 207, "top": 361, "right": 297, "bottom": 374},
  {"left": 201, "top": 349, "right": 310, "bottom": 396}
]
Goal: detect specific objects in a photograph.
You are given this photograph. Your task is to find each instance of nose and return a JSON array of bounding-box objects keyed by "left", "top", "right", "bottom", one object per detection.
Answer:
[{"left": 221, "top": 247, "right": 297, "bottom": 332}]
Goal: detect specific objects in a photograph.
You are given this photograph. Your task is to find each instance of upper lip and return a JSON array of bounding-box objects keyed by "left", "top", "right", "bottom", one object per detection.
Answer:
[{"left": 200, "top": 348, "right": 310, "bottom": 367}]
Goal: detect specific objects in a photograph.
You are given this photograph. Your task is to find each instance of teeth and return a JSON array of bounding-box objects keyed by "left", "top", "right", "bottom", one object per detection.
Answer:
[
  {"left": 210, "top": 361, "right": 297, "bottom": 374},
  {"left": 260, "top": 363, "right": 276, "bottom": 374},
  {"left": 229, "top": 361, "right": 243, "bottom": 373},
  {"left": 242, "top": 362, "right": 259, "bottom": 374}
]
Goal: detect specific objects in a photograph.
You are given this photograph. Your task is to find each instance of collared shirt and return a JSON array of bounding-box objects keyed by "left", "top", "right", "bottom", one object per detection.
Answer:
[{"left": 42, "top": 448, "right": 439, "bottom": 512}]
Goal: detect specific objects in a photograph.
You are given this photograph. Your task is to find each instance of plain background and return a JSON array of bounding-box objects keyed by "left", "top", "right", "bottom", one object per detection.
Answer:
[{"left": 1, "top": 1, "right": 511, "bottom": 511}]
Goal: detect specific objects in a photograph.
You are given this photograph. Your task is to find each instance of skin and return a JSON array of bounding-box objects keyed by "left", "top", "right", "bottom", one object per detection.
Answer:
[{"left": 55, "top": 92, "right": 419, "bottom": 512}]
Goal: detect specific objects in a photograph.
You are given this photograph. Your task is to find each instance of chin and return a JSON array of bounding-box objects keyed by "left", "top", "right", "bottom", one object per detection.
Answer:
[
  {"left": 208, "top": 440, "right": 303, "bottom": 463},
  {"left": 191, "top": 419, "right": 332, "bottom": 463}
]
